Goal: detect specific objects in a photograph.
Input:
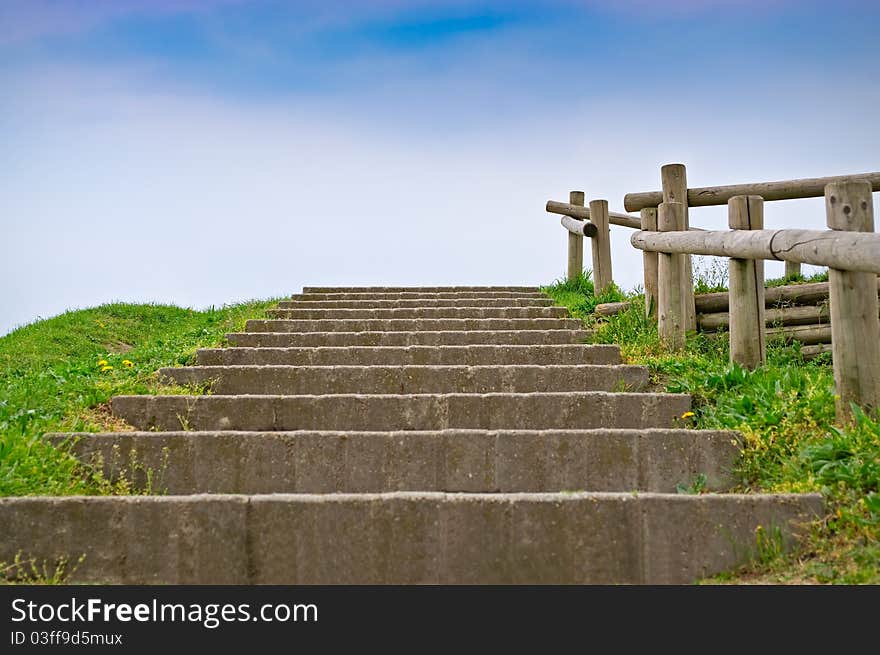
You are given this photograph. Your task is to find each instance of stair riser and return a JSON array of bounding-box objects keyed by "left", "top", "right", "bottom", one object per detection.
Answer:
[
  {"left": 279, "top": 298, "right": 554, "bottom": 308},
  {"left": 0, "top": 494, "right": 822, "bottom": 584},
  {"left": 53, "top": 430, "right": 740, "bottom": 494},
  {"left": 111, "top": 393, "right": 692, "bottom": 431},
  {"left": 302, "top": 287, "right": 540, "bottom": 293},
  {"left": 226, "top": 331, "right": 592, "bottom": 347},
  {"left": 159, "top": 365, "right": 648, "bottom": 394},
  {"left": 197, "top": 345, "right": 620, "bottom": 366},
  {"left": 246, "top": 319, "right": 584, "bottom": 332},
  {"left": 293, "top": 293, "right": 548, "bottom": 302},
  {"left": 266, "top": 308, "right": 569, "bottom": 319}
]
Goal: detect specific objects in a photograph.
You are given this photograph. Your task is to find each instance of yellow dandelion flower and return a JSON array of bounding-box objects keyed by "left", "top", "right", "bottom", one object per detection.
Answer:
[
  {"left": 98, "top": 359, "right": 109, "bottom": 367},
  {"left": 101, "top": 365, "right": 114, "bottom": 372},
  {"left": 96, "top": 321, "right": 106, "bottom": 329},
  {"left": 122, "top": 359, "right": 134, "bottom": 368},
  {"left": 681, "top": 411, "right": 695, "bottom": 419}
]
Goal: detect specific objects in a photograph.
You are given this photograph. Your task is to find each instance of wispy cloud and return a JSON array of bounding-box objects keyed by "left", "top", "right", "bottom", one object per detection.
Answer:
[{"left": 1, "top": 0, "right": 878, "bottom": 334}]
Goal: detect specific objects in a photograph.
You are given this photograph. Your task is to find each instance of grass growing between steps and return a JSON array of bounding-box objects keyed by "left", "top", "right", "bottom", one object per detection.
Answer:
[
  {"left": 543, "top": 272, "right": 880, "bottom": 584},
  {"left": 0, "top": 300, "right": 278, "bottom": 496}
]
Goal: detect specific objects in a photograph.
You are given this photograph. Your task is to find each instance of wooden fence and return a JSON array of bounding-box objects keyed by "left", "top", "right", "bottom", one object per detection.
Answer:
[{"left": 545, "top": 166, "right": 880, "bottom": 422}]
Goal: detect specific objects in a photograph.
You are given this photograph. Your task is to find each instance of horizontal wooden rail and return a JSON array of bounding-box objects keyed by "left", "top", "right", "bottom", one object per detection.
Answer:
[
  {"left": 693, "top": 279, "right": 880, "bottom": 313},
  {"left": 560, "top": 215, "right": 598, "bottom": 237},
  {"left": 594, "top": 280, "right": 880, "bottom": 317},
  {"left": 630, "top": 228, "right": 880, "bottom": 274},
  {"left": 699, "top": 305, "right": 833, "bottom": 331},
  {"left": 624, "top": 171, "right": 880, "bottom": 212},
  {"left": 546, "top": 200, "right": 642, "bottom": 230}
]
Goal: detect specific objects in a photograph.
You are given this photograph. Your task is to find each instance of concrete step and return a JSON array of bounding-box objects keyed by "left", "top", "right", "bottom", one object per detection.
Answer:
[
  {"left": 159, "top": 364, "right": 648, "bottom": 394},
  {"left": 245, "top": 318, "right": 584, "bottom": 333},
  {"left": 293, "top": 291, "right": 548, "bottom": 301},
  {"left": 197, "top": 344, "right": 621, "bottom": 366},
  {"left": 265, "top": 307, "right": 569, "bottom": 320},
  {"left": 111, "top": 392, "right": 691, "bottom": 431},
  {"left": 226, "top": 330, "right": 593, "bottom": 347},
  {"left": 278, "top": 298, "right": 555, "bottom": 308},
  {"left": 52, "top": 429, "right": 740, "bottom": 495},
  {"left": 0, "top": 492, "right": 822, "bottom": 583},
  {"left": 302, "top": 286, "right": 541, "bottom": 293}
]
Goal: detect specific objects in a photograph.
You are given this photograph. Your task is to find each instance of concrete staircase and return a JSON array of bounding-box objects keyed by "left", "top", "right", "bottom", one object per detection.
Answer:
[{"left": 1, "top": 287, "right": 822, "bottom": 583}]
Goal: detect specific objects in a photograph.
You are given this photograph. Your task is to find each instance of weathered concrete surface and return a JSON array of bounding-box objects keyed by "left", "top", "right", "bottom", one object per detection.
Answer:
[
  {"left": 197, "top": 344, "right": 621, "bottom": 366},
  {"left": 302, "top": 286, "right": 541, "bottom": 293},
  {"left": 51, "top": 429, "right": 740, "bottom": 494},
  {"left": 25, "top": 285, "right": 826, "bottom": 584},
  {"left": 278, "top": 298, "right": 554, "bottom": 308},
  {"left": 245, "top": 318, "right": 584, "bottom": 332},
  {"left": 111, "top": 392, "right": 691, "bottom": 431},
  {"left": 266, "top": 307, "right": 569, "bottom": 320},
  {"left": 226, "top": 330, "right": 593, "bottom": 347},
  {"left": 159, "top": 364, "right": 648, "bottom": 394},
  {"left": 290, "top": 291, "right": 550, "bottom": 301},
  {"left": 0, "top": 493, "right": 823, "bottom": 584}
]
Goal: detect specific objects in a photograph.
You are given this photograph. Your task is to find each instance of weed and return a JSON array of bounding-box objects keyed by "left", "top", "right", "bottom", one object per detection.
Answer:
[
  {"left": 676, "top": 473, "right": 708, "bottom": 495},
  {"left": 753, "top": 525, "right": 786, "bottom": 566},
  {"left": 0, "top": 552, "right": 85, "bottom": 585}
]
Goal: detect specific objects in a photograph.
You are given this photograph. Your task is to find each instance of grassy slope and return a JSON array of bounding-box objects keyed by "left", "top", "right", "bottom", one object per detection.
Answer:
[
  {"left": 544, "top": 272, "right": 879, "bottom": 584},
  {"left": 0, "top": 300, "right": 277, "bottom": 496}
]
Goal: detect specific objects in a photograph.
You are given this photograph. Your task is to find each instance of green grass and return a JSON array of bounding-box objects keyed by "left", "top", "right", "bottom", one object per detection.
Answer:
[
  {"left": 543, "top": 271, "right": 879, "bottom": 584},
  {"left": 690, "top": 255, "right": 829, "bottom": 294},
  {"left": 0, "top": 300, "right": 278, "bottom": 496},
  {"left": 543, "top": 271, "right": 627, "bottom": 319}
]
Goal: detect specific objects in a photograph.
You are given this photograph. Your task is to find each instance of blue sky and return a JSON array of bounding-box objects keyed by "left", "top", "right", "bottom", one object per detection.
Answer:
[{"left": 2, "top": 0, "right": 879, "bottom": 334}]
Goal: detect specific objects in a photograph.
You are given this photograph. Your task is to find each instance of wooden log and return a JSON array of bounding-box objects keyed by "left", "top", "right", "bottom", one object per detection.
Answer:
[
  {"left": 590, "top": 199, "right": 613, "bottom": 294},
  {"left": 594, "top": 301, "right": 631, "bottom": 317},
  {"left": 641, "top": 207, "right": 658, "bottom": 318},
  {"left": 561, "top": 215, "right": 598, "bottom": 238},
  {"left": 699, "top": 304, "right": 831, "bottom": 331},
  {"left": 624, "top": 171, "right": 880, "bottom": 212},
  {"left": 657, "top": 202, "right": 685, "bottom": 350},
  {"left": 546, "top": 200, "right": 642, "bottom": 229},
  {"left": 801, "top": 343, "right": 833, "bottom": 361},
  {"left": 766, "top": 324, "right": 832, "bottom": 345},
  {"left": 662, "top": 164, "right": 696, "bottom": 331},
  {"left": 629, "top": 228, "right": 880, "bottom": 274},
  {"left": 695, "top": 279, "right": 880, "bottom": 313},
  {"left": 785, "top": 260, "right": 802, "bottom": 279},
  {"left": 826, "top": 180, "right": 880, "bottom": 421},
  {"left": 704, "top": 323, "right": 832, "bottom": 345},
  {"left": 590, "top": 281, "right": 876, "bottom": 319},
  {"left": 566, "top": 191, "right": 585, "bottom": 281},
  {"left": 728, "top": 195, "right": 766, "bottom": 369}
]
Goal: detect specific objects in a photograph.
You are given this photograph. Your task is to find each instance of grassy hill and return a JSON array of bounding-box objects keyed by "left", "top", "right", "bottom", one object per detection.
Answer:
[
  {"left": 2, "top": 286, "right": 877, "bottom": 583},
  {"left": 0, "top": 300, "right": 278, "bottom": 496},
  {"left": 544, "top": 272, "right": 880, "bottom": 584}
]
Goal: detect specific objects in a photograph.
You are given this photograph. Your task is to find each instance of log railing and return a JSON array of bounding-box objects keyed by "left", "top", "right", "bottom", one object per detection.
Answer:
[
  {"left": 626, "top": 173, "right": 880, "bottom": 422},
  {"left": 544, "top": 194, "right": 699, "bottom": 294},
  {"left": 544, "top": 195, "right": 636, "bottom": 293},
  {"left": 544, "top": 166, "right": 880, "bottom": 419}
]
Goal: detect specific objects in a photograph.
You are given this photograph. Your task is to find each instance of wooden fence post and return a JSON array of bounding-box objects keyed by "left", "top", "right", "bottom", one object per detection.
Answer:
[
  {"left": 657, "top": 201, "right": 686, "bottom": 350},
  {"left": 641, "top": 207, "right": 658, "bottom": 317},
  {"left": 589, "top": 199, "right": 613, "bottom": 294},
  {"left": 566, "top": 191, "right": 585, "bottom": 281},
  {"left": 727, "top": 195, "right": 766, "bottom": 369},
  {"left": 785, "top": 260, "right": 802, "bottom": 279},
  {"left": 661, "top": 164, "right": 696, "bottom": 331},
  {"left": 825, "top": 180, "right": 880, "bottom": 421}
]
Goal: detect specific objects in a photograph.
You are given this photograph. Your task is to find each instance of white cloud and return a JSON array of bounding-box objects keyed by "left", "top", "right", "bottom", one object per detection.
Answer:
[{"left": 1, "top": 60, "right": 878, "bottom": 334}]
